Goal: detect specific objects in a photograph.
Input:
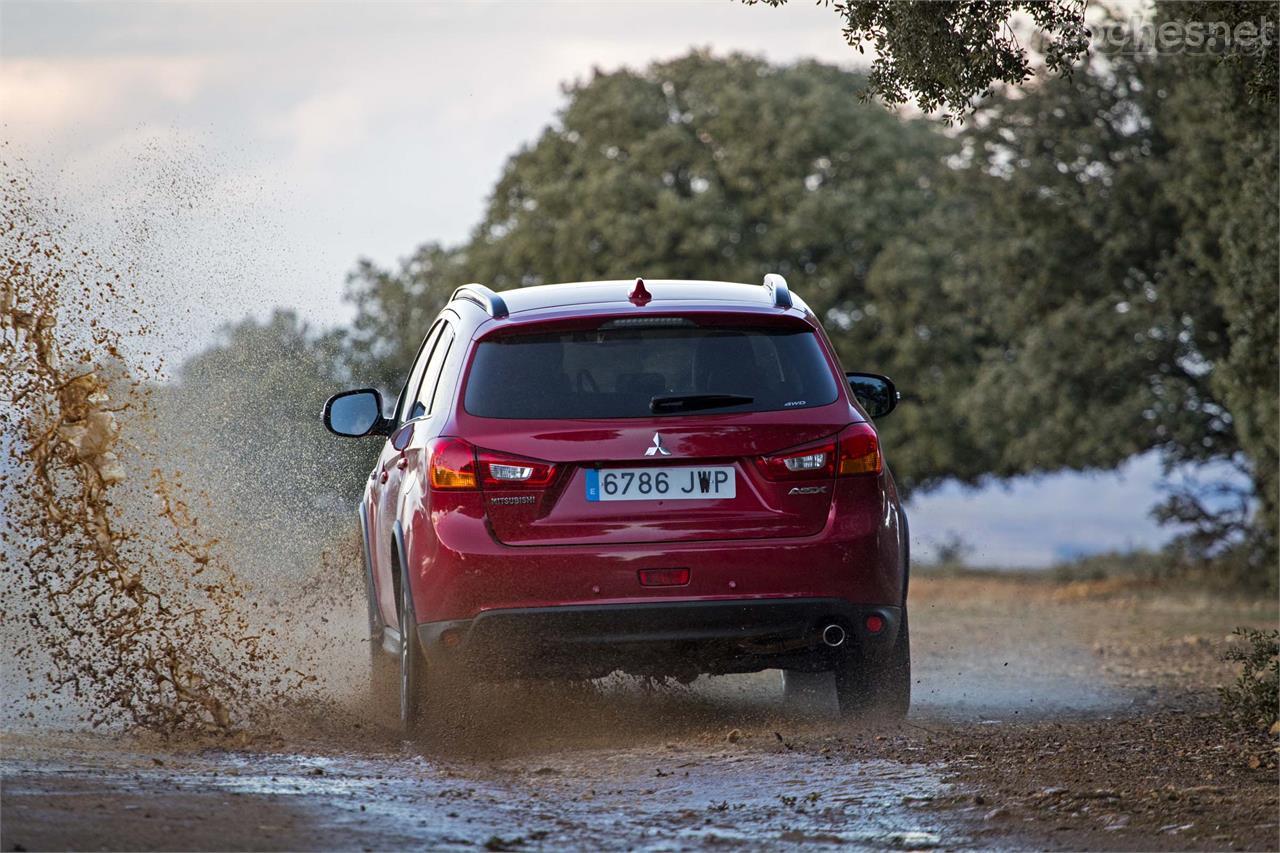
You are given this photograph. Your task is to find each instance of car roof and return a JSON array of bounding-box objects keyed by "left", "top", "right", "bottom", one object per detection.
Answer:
[{"left": 494, "top": 279, "right": 804, "bottom": 315}]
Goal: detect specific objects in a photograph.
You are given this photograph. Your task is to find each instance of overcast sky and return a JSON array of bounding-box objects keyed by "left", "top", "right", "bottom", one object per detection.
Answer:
[{"left": 2, "top": 0, "right": 1181, "bottom": 566}]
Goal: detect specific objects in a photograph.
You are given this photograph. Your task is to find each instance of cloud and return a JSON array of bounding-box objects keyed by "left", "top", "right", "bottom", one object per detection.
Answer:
[
  {"left": 265, "top": 86, "right": 382, "bottom": 165},
  {"left": 0, "top": 57, "right": 213, "bottom": 141}
]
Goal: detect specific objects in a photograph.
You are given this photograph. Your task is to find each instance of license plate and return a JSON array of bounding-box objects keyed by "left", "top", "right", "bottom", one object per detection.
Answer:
[{"left": 585, "top": 466, "right": 736, "bottom": 502}]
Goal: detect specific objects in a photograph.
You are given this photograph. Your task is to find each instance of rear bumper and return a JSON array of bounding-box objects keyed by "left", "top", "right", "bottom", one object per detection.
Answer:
[
  {"left": 403, "top": 489, "right": 906, "bottom": 625},
  {"left": 419, "top": 598, "right": 901, "bottom": 680}
]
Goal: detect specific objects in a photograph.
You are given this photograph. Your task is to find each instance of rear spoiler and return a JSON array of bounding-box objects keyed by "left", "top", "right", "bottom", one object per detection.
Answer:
[{"left": 455, "top": 274, "right": 793, "bottom": 324}]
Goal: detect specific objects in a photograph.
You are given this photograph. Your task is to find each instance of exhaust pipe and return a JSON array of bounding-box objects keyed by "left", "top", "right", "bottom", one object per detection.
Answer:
[{"left": 821, "top": 623, "right": 846, "bottom": 648}]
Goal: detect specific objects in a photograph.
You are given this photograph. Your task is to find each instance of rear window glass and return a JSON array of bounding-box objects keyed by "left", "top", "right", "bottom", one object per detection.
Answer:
[{"left": 463, "top": 325, "right": 839, "bottom": 419}]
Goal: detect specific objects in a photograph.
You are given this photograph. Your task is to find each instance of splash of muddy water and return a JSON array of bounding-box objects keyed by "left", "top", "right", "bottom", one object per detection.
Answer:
[{"left": 0, "top": 163, "right": 316, "bottom": 733}]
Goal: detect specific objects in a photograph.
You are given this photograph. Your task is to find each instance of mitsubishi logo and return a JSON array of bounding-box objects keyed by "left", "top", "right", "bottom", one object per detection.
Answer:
[{"left": 644, "top": 433, "right": 672, "bottom": 457}]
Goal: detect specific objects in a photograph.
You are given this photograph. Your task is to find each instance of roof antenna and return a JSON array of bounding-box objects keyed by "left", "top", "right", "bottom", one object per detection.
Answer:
[{"left": 629, "top": 277, "right": 652, "bottom": 306}]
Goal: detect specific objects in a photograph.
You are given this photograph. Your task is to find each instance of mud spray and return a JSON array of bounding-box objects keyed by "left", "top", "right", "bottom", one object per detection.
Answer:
[{"left": 0, "top": 159, "right": 361, "bottom": 736}]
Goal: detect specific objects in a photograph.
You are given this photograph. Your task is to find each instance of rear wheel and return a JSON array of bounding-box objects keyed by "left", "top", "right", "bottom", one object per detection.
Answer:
[
  {"left": 396, "top": 563, "right": 469, "bottom": 738},
  {"left": 397, "top": 573, "right": 427, "bottom": 734},
  {"left": 835, "top": 613, "right": 911, "bottom": 720}
]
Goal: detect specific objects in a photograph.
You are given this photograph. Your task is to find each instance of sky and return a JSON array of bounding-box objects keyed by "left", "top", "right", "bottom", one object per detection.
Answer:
[{"left": 1, "top": 0, "right": 1186, "bottom": 566}]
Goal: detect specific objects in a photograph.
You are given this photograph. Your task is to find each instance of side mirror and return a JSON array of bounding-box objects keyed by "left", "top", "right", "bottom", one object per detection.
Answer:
[
  {"left": 323, "top": 388, "right": 393, "bottom": 437},
  {"left": 846, "top": 372, "right": 899, "bottom": 419}
]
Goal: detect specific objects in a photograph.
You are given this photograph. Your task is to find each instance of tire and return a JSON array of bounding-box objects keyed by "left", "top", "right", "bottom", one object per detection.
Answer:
[
  {"left": 396, "top": 561, "right": 469, "bottom": 739},
  {"left": 397, "top": 569, "right": 428, "bottom": 735},
  {"left": 780, "top": 670, "right": 836, "bottom": 710},
  {"left": 835, "top": 612, "right": 911, "bottom": 720}
]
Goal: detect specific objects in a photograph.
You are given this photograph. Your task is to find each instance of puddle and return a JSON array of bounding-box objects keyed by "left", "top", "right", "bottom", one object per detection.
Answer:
[{"left": 3, "top": 737, "right": 967, "bottom": 850}]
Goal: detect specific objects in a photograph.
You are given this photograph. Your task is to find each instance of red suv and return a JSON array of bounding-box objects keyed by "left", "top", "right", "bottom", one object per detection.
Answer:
[{"left": 324, "top": 276, "right": 910, "bottom": 732}]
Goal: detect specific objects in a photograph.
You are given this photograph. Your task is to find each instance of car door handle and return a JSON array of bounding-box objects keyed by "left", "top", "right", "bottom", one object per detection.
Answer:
[
  {"left": 396, "top": 457, "right": 408, "bottom": 470},
  {"left": 379, "top": 470, "right": 389, "bottom": 484}
]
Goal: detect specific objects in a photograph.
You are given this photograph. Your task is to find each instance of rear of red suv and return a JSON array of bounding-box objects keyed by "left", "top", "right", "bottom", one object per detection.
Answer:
[{"left": 324, "top": 276, "right": 910, "bottom": 734}]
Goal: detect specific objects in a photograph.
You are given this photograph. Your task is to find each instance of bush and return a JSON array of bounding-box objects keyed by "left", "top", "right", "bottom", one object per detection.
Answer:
[{"left": 1219, "top": 628, "right": 1279, "bottom": 733}]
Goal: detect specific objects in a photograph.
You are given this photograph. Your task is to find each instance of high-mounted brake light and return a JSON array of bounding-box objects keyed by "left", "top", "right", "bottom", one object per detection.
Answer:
[{"left": 599, "top": 317, "right": 693, "bottom": 329}]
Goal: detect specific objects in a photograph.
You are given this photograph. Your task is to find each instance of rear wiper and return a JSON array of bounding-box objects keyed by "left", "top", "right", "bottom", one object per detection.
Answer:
[{"left": 650, "top": 393, "right": 754, "bottom": 414}]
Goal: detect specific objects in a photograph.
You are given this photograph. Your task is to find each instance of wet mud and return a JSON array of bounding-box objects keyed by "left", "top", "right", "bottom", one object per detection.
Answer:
[
  {"left": 1, "top": 731, "right": 963, "bottom": 851},
  {"left": 5, "top": 575, "right": 1277, "bottom": 851}
]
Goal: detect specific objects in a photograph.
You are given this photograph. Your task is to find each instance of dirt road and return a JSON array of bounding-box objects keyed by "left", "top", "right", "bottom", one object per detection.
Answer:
[{"left": 3, "top": 573, "right": 1276, "bottom": 851}]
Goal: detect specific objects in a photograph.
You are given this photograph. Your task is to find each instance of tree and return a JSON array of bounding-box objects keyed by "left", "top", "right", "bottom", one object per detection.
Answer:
[
  {"left": 744, "top": 0, "right": 1090, "bottom": 118},
  {"left": 467, "top": 53, "right": 949, "bottom": 349},
  {"left": 746, "top": 1, "right": 1277, "bottom": 118},
  {"left": 1152, "top": 0, "right": 1280, "bottom": 560},
  {"left": 342, "top": 243, "right": 468, "bottom": 394},
  {"left": 864, "top": 51, "right": 1234, "bottom": 488},
  {"left": 866, "top": 40, "right": 1277, "bottom": 578}
]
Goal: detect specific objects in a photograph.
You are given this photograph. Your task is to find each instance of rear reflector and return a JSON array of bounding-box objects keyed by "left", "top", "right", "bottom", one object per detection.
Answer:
[
  {"left": 864, "top": 614, "right": 885, "bottom": 634},
  {"left": 638, "top": 568, "right": 690, "bottom": 587}
]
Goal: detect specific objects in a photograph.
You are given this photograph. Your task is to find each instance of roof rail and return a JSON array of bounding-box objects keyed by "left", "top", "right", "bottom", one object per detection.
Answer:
[
  {"left": 762, "top": 273, "right": 792, "bottom": 309},
  {"left": 450, "top": 283, "right": 509, "bottom": 319}
]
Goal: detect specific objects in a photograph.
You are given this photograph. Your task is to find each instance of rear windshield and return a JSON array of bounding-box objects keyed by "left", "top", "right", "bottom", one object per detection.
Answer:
[{"left": 463, "top": 325, "right": 839, "bottom": 419}]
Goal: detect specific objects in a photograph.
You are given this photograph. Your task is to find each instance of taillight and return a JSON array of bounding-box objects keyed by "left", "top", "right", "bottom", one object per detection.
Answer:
[
  {"left": 756, "top": 423, "right": 881, "bottom": 481},
  {"left": 756, "top": 440, "right": 836, "bottom": 481},
  {"left": 428, "top": 437, "right": 478, "bottom": 490},
  {"left": 837, "top": 422, "right": 881, "bottom": 476},
  {"left": 476, "top": 449, "right": 556, "bottom": 489},
  {"left": 428, "top": 440, "right": 558, "bottom": 490}
]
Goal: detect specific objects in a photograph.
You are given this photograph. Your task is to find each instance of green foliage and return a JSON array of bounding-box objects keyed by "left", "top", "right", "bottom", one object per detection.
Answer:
[
  {"left": 455, "top": 53, "right": 955, "bottom": 493},
  {"left": 866, "top": 43, "right": 1277, "bottom": 578},
  {"left": 745, "top": 0, "right": 1090, "bottom": 119},
  {"left": 343, "top": 243, "right": 467, "bottom": 394},
  {"left": 751, "top": 2, "right": 1278, "bottom": 118},
  {"left": 1152, "top": 0, "right": 1280, "bottom": 563},
  {"left": 1219, "top": 628, "right": 1279, "bottom": 732},
  {"left": 866, "top": 53, "right": 1231, "bottom": 492},
  {"left": 466, "top": 51, "right": 951, "bottom": 308},
  {"left": 1157, "top": 1, "right": 1279, "bottom": 106}
]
